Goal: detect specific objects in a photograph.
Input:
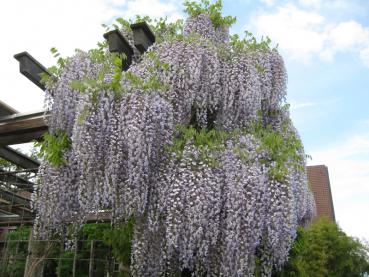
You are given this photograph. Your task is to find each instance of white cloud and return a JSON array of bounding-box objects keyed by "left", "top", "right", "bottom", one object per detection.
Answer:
[
  {"left": 359, "top": 47, "right": 369, "bottom": 67},
  {"left": 328, "top": 21, "right": 369, "bottom": 49},
  {"left": 250, "top": 4, "right": 369, "bottom": 66},
  {"left": 319, "top": 20, "right": 369, "bottom": 61},
  {"left": 106, "top": 0, "right": 126, "bottom": 6},
  {"left": 251, "top": 4, "right": 326, "bottom": 61},
  {"left": 299, "top": 0, "right": 358, "bottom": 11},
  {"left": 260, "top": 0, "right": 275, "bottom": 6},
  {"left": 309, "top": 133, "right": 369, "bottom": 240},
  {"left": 0, "top": 0, "right": 120, "bottom": 112},
  {"left": 122, "top": 0, "right": 183, "bottom": 21},
  {"left": 299, "top": 0, "right": 322, "bottom": 8}
]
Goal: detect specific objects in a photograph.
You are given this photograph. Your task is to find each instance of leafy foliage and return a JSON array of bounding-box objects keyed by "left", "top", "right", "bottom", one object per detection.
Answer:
[
  {"left": 40, "top": 47, "right": 68, "bottom": 88},
  {"left": 0, "top": 224, "right": 134, "bottom": 276},
  {"left": 170, "top": 125, "right": 227, "bottom": 166},
  {"left": 251, "top": 116, "right": 304, "bottom": 181},
  {"left": 275, "top": 218, "right": 369, "bottom": 277},
  {"left": 230, "top": 31, "right": 276, "bottom": 53},
  {"left": 34, "top": 129, "right": 71, "bottom": 166},
  {"left": 0, "top": 227, "right": 31, "bottom": 277},
  {"left": 184, "top": 0, "right": 236, "bottom": 27},
  {"left": 103, "top": 220, "right": 134, "bottom": 271}
]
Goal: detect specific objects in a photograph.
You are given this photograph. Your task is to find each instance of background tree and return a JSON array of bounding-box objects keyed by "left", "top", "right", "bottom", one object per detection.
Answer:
[{"left": 274, "top": 218, "right": 369, "bottom": 277}]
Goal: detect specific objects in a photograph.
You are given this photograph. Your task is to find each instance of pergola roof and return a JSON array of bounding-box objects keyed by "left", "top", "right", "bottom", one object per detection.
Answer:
[{"left": 0, "top": 99, "right": 41, "bottom": 226}]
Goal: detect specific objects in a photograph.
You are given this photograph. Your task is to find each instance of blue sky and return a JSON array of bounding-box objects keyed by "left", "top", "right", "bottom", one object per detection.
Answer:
[
  {"left": 1, "top": 0, "right": 368, "bottom": 240},
  {"left": 234, "top": 0, "right": 369, "bottom": 242}
]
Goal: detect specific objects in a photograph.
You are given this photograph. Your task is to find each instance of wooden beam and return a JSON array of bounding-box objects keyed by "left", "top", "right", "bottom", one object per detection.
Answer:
[
  {"left": 0, "top": 168, "right": 35, "bottom": 190},
  {"left": 0, "top": 218, "right": 34, "bottom": 226},
  {"left": 0, "top": 102, "right": 40, "bottom": 168},
  {"left": 0, "top": 110, "right": 45, "bottom": 129},
  {"left": 0, "top": 209, "right": 112, "bottom": 226},
  {"left": 0, "top": 100, "right": 18, "bottom": 117},
  {"left": 0, "top": 111, "right": 48, "bottom": 146},
  {"left": 14, "top": 51, "right": 50, "bottom": 91},
  {"left": 0, "top": 127, "right": 47, "bottom": 146},
  {"left": 0, "top": 147, "right": 39, "bottom": 170},
  {"left": 0, "top": 207, "right": 34, "bottom": 220},
  {"left": 0, "top": 189, "right": 34, "bottom": 224},
  {"left": 0, "top": 189, "right": 31, "bottom": 209}
]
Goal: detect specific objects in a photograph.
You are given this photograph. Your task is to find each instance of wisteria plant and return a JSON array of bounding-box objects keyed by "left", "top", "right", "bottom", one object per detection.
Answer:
[{"left": 33, "top": 0, "right": 316, "bottom": 276}]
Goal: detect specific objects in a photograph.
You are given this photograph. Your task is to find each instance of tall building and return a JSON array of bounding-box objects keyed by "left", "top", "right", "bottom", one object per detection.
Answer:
[{"left": 307, "top": 165, "right": 336, "bottom": 222}]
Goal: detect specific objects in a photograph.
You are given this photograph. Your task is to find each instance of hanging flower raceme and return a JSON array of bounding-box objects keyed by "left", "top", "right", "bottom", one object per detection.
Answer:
[{"left": 34, "top": 9, "right": 316, "bottom": 277}]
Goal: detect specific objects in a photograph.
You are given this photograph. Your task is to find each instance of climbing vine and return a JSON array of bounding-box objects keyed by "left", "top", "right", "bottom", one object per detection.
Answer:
[{"left": 32, "top": 1, "right": 316, "bottom": 276}]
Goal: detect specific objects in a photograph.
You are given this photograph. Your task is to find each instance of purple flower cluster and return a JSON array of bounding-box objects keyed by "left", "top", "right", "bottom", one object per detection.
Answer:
[{"left": 34, "top": 13, "right": 316, "bottom": 276}]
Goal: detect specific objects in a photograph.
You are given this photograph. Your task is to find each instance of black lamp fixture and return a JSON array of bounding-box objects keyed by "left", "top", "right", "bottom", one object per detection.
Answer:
[
  {"left": 130, "top": 22, "right": 156, "bottom": 54},
  {"left": 103, "top": 30, "right": 134, "bottom": 71},
  {"left": 13, "top": 52, "right": 50, "bottom": 91}
]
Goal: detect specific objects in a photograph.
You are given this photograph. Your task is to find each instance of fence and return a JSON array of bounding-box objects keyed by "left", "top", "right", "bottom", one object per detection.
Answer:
[
  {"left": 0, "top": 237, "right": 121, "bottom": 277},
  {"left": 0, "top": 167, "right": 129, "bottom": 277}
]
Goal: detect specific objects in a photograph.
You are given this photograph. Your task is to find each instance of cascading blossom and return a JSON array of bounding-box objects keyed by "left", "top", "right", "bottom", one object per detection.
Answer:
[{"left": 33, "top": 12, "right": 316, "bottom": 276}]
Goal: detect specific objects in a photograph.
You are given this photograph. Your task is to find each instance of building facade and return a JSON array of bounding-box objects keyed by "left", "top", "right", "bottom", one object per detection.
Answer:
[{"left": 307, "top": 165, "right": 336, "bottom": 221}]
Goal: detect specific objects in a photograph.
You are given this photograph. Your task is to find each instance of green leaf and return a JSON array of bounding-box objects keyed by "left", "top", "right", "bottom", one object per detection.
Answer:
[{"left": 34, "top": 130, "right": 71, "bottom": 167}]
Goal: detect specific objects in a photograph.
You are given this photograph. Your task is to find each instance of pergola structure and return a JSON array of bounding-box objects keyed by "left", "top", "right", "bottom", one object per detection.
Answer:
[
  {"left": 0, "top": 23, "right": 157, "bottom": 277},
  {"left": 0, "top": 22, "right": 156, "bottom": 231},
  {"left": 0, "top": 99, "right": 41, "bottom": 229}
]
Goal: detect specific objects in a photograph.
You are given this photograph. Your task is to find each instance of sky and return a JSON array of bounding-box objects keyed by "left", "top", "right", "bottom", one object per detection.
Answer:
[{"left": 0, "top": 0, "right": 368, "bottom": 240}]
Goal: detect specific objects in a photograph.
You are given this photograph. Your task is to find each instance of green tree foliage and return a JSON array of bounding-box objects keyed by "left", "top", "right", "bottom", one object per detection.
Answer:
[
  {"left": 274, "top": 218, "right": 369, "bottom": 277},
  {"left": 103, "top": 220, "right": 134, "bottom": 277},
  {"left": 0, "top": 227, "right": 31, "bottom": 277},
  {"left": 0, "top": 223, "right": 133, "bottom": 276}
]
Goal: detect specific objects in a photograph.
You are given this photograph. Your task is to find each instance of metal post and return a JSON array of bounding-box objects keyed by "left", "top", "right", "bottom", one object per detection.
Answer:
[
  {"left": 72, "top": 237, "right": 78, "bottom": 277},
  {"left": 57, "top": 239, "right": 63, "bottom": 277},
  {"left": 24, "top": 231, "right": 33, "bottom": 277},
  {"left": 88, "top": 240, "right": 95, "bottom": 277},
  {"left": 1, "top": 236, "right": 10, "bottom": 275}
]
